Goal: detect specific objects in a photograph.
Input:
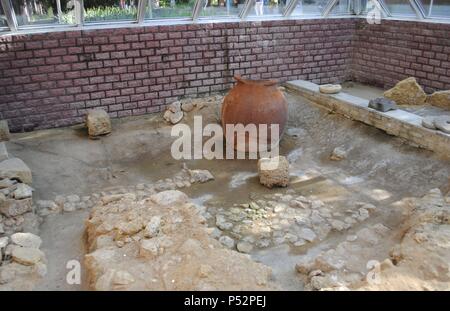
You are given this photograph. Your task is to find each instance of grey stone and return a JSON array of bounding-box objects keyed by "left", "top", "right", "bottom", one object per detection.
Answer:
[
  {"left": 0, "top": 120, "right": 10, "bottom": 142},
  {"left": 219, "top": 236, "right": 235, "bottom": 249},
  {"left": 144, "top": 216, "right": 161, "bottom": 238},
  {"left": 298, "top": 228, "right": 317, "bottom": 242},
  {"left": 0, "top": 178, "right": 16, "bottom": 189},
  {"left": 330, "top": 146, "right": 348, "bottom": 161},
  {"left": 189, "top": 169, "right": 214, "bottom": 183},
  {"left": 11, "top": 232, "right": 41, "bottom": 249},
  {"left": 0, "top": 158, "right": 32, "bottom": 184},
  {"left": 66, "top": 195, "right": 80, "bottom": 203},
  {"left": 257, "top": 156, "right": 290, "bottom": 188},
  {"left": 150, "top": 190, "right": 188, "bottom": 206},
  {"left": 422, "top": 117, "right": 437, "bottom": 130},
  {"left": 368, "top": 97, "right": 397, "bottom": 112},
  {"left": 0, "top": 198, "right": 32, "bottom": 217},
  {"left": 434, "top": 116, "right": 450, "bottom": 134},
  {"left": 0, "top": 236, "right": 8, "bottom": 249},
  {"left": 319, "top": 84, "right": 342, "bottom": 94},
  {"left": 236, "top": 241, "right": 253, "bottom": 253},
  {"left": 12, "top": 183, "right": 33, "bottom": 200},
  {"left": 0, "top": 142, "right": 8, "bottom": 162}
]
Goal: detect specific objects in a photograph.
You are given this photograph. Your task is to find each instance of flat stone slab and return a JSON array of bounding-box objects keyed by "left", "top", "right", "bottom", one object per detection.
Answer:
[
  {"left": 0, "top": 157, "right": 32, "bottom": 184},
  {"left": 319, "top": 84, "right": 342, "bottom": 94},
  {"left": 368, "top": 97, "right": 397, "bottom": 112},
  {"left": 285, "top": 80, "right": 450, "bottom": 156},
  {"left": 434, "top": 116, "right": 450, "bottom": 134},
  {"left": 422, "top": 117, "right": 436, "bottom": 130}
]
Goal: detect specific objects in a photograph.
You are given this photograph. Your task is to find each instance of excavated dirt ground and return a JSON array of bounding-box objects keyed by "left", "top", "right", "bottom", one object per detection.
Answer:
[{"left": 4, "top": 87, "right": 450, "bottom": 291}]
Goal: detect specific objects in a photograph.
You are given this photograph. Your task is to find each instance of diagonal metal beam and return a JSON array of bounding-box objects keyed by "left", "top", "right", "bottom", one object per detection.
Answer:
[
  {"left": 239, "top": 0, "right": 255, "bottom": 19},
  {"left": 74, "top": 0, "right": 84, "bottom": 26},
  {"left": 192, "top": 0, "right": 202, "bottom": 20},
  {"left": 322, "top": 0, "right": 339, "bottom": 17},
  {"left": 409, "top": 0, "right": 425, "bottom": 19},
  {"left": 1, "top": 0, "right": 18, "bottom": 31},
  {"left": 137, "top": 0, "right": 147, "bottom": 24},
  {"left": 284, "top": 0, "right": 301, "bottom": 17}
]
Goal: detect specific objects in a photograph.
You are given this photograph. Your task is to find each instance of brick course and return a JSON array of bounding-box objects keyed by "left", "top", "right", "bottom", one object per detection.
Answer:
[
  {"left": 352, "top": 19, "right": 450, "bottom": 93},
  {"left": 2, "top": 18, "right": 450, "bottom": 132},
  {"left": 0, "top": 19, "right": 354, "bottom": 132}
]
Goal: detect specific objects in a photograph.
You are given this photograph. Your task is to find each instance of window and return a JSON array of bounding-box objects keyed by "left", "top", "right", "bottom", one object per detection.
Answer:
[
  {"left": 145, "top": 0, "right": 194, "bottom": 19},
  {"left": 383, "top": 0, "right": 416, "bottom": 16},
  {"left": 1, "top": 4, "right": 8, "bottom": 27},
  {"left": 248, "top": 0, "right": 287, "bottom": 17},
  {"left": 84, "top": 0, "right": 138, "bottom": 23},
  {"left": 329, "top": 0, "right": 351, "bottom": 15},
  {"left": 199, "top": 0, "right": 244, "bottom": 18},
  {"left": 420, "top": 0, "right": 450, "bottom": 18},
  {"left": 291, "top": 0, "right": 328, "bottom": 16},
  {"left": 11, "top": 0, "right": 76, "bottom": 26}
]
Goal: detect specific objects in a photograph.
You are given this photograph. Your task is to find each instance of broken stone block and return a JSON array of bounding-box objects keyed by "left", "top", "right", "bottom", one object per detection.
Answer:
[
  {"left": 0, "top": 157, "right": 32, "bottom": 184},
  {"left": 163, "top": 109, "right": 183, "bottom": 124},
  {"left": 11, "top": 232, "right": 42, "bottom": 249},
  {"left": 426, "top": 90, "right": 450, "bottom": 110},
  {"left": 368, "top": 97, "right": 397, "bottom": 112},
  {"left": 12, "top": 247, "right": 44, "bottom": 266},
  {"left": 181, "top": 101, "right": 194, "bottom": 112},
  {"left": 433, "top": 116, "right": 450, "bottom": 134},
  {"left": 236, "top": 241, "right": 253, "bottom": 253},
  {"left": 12, "top": 183, "right": 33, "bottom": 200},
  {"left": 258, "top": 156, "right": 290, "bottom": 188},
  {"left": 0, "top": 142, "right": 8, "bottom": 162},
  {"left": 319, "top": 84, "right": 342, "bottom": 94},
  {"left": 150, "top": 190, "right": 188, "bottom": 207},
  {"left": 0, "top": 198, "right": 33, "bottom": 217},
  {"left": 330, "top": 146, "right": 348, "bottom": 161},
  {"left": 86, "top": 109, "right": 112, "bottom": 138},
  {"left": 0, "top": 120, "right": 10, "bottom": 142},
  {"left": 383, "top": 77, "right": 427, "bottom": 105},
  {"left": 422, "top": 117, "right": 437, "bottom": 130}
]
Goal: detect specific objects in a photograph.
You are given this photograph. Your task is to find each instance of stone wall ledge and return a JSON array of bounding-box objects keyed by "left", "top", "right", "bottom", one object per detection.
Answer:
[{"left": 285, "top": 80, "right": 450, "bottom": 156}]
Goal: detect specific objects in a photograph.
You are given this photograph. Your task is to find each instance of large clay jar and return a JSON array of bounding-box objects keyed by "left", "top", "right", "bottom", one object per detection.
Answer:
[{"left": 221, "top": 75, "right": 288, "bottom": 152}]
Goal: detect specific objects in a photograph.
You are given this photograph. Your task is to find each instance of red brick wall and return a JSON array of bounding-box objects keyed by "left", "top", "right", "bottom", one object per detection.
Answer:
[
  {"left": 0, "top": 19, "right": 355, "bottom": 132},
  {"left": 352, "top": 19, "right": 450, "bottom": 93}
]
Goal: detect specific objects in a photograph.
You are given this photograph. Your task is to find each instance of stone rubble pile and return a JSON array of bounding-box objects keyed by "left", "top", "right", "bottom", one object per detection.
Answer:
[
  {"left": 0, "top": 138, "right": 46, "bottom": 290},
  {"left": 205, "top": 192, "right": 377, "bottom": 253},
  {"left": 384, "top": 76, "right": 450, "bottom": 110},
  {"left": 163, "top": 95, "right": 224, "bottom": 125},
  {"left": 295, "top": 188, "right": 450, "bottom": 291},
  {"left": 84, "top": 189, "right": 276, "bottom": 290},
  {"left": 35, "top": 164, "right": 214, "bottom": 217}
]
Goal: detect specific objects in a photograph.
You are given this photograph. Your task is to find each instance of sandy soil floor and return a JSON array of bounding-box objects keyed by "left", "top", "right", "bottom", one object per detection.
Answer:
[{"left": 4, "top": 89, "right": 449, "bottom": 290}]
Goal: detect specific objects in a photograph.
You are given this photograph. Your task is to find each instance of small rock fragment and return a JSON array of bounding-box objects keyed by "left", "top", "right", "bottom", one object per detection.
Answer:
[
  {"left": 0, "top": 158, "right": 33, "bottom": 184},
  {"left": 236, "top": 241, "right": 253, "bottom": 253},
  {"left": 219, "top": 236, "right": 235, "bottom": 249},
  {"left": 86, "top": 109, "right": 112, "bottom": 138},
  {"left": 330, "top": 146, "right": 348, "bottom": 161},
  {"left": 11, "top": 232, "right": 42, "bottom": 249},
  {"left": 0, "top": 120, "right": 10, "bottom": 141}
]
